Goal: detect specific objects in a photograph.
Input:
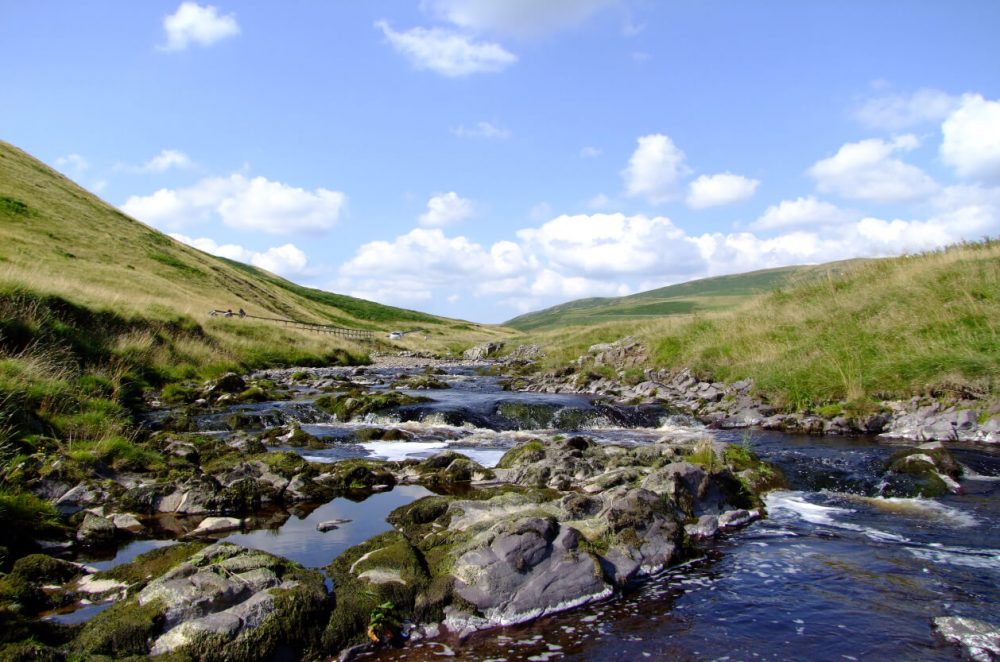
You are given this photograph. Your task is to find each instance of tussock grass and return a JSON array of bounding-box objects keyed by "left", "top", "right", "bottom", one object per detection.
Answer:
[{"left": 531, "top": 241, "right": 1000, "bottom": 410}]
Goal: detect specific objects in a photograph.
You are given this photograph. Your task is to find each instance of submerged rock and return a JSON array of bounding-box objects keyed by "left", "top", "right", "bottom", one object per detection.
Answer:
[{"left": 934, "top": 616, "right": 1000, "bottom": 662}]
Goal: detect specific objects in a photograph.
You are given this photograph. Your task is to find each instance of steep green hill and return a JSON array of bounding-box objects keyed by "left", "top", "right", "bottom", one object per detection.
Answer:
[{"left": 505, "top": 262, "right": 863, "bottom": 331}]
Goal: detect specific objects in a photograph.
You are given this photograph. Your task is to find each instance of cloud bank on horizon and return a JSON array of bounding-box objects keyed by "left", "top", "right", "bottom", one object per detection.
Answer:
[{"left": 3, "top": 1, "right": 998, "bottom": 322}]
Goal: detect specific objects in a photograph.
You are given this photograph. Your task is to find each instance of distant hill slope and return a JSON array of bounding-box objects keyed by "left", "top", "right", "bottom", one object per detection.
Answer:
[
  {"left": 505, "top": 262, "right": 864, "bottom": 331},
  {"left": 0, "top": 140, "right": 453, "bottom": 330}
]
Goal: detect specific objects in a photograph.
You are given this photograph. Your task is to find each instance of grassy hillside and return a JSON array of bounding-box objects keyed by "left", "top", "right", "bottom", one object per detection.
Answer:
[
  {"left": 529, "top": 241, "right": 1000, "bottom": 410},
  {"left": 505, "top": 262, "right": 863, "bottom": 331},
  {"left": 0, "top": 139, "right": 512, "bottom": 363}
]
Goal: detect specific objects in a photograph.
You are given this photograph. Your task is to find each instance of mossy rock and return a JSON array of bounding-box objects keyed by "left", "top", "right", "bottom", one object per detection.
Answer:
[
  {"left": 96, "top": 542, "right": 206, "bottom": 587},
  {"left": 179, "top": 568, "right": 330, "bottom": 662},
  {"left": 887, "top": 446, "right": 962, "bottom": 479},
  {"left": 322, "top": 530, "right": 430, "bottom": 652},
  {"left": 71, "top": 598, "right": 166, "bottom": 658},
  {"left": 313, "top": 391, "right": 429, "bottom": 422},
  {"left": 324, "top": 460, "right": 397, "bottom": 490},
  {"left": 496, "top": 439, "right": 546, "bottom": 469},
  {"left": 354, "top": 427, "right": 407, "bottom": 442}
]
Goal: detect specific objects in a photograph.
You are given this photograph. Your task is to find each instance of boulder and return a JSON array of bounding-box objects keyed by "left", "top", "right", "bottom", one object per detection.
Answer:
[
  {"left": 463, "top": 342, "right": 505, "bottom": 361},
  {"left": 452, "top": 516, "right": 611, "bottom": 627},
  {"left": 205, "top": 372, "right": 247, "bottom": 395},
  {"left": 76, "top": 513, "right": 116, "bottom": 546},
  {"left": 190, "top": 516, "right": 242, "bottom": 536}
]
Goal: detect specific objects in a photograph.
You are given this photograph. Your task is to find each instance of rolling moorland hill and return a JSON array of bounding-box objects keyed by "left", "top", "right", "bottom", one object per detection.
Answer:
[
  {"left": 505, "top": 261, "right": 865, "bottom": 332},
  {"left": 527, "top": 240, "right": 1000, "bottom": 410}
]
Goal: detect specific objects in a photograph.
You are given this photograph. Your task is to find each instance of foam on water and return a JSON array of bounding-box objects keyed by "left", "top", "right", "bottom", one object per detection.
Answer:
[{"left": 765, "top": 491, "right": 854, "bottom": 526}]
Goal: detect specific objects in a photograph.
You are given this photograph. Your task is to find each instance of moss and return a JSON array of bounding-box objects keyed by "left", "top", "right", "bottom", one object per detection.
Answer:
[
  {"left": 313, "top": 390, "right": 428, "bottom": 422},
  {"left": 496, "top": 440, "right": 545, "bottom": 469},
  {"left": 887, "top": 447, "right": 962, "bottom": 479},
  {"left": 161, "top": 383, "right": 199, "bottom": 405},
  {"left": 11, "top": 555, "right": 81, "bottom": 585},
  {"left": 259, "top": 451, "right": 308, "bottom": 478},
  {"left": 180, "top": 567, "right": 329, "bottom": 662},
  {"left": 98, "top": 542, "right": 205, "bottom": 587},
  {"left": 70, "top": 598, "right": 165, "bottom": 658},
  {"left": 323, "top": 459, "right": 397, "bottom": 490},
  {"left": 354, "top": 427, "right": 406, "bottom": 442},
  {"left": 323, "top": 531, "right": 430, "bottom": 652}
]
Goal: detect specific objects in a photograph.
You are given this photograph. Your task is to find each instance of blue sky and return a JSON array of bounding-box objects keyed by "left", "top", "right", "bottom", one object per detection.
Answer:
[{"left": 2, "top": 1, "right": 999, "bottom": 323}]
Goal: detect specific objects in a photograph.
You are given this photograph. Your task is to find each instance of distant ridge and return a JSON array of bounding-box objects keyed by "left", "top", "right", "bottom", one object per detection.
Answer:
[{"left": 505, "top": 262, "right": 864, "bottom": 331}]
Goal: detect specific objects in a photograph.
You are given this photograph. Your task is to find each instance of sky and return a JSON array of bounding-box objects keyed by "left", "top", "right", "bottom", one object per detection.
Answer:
[{"left": 1, "top": 1, "right": 999, "bottom": 324}]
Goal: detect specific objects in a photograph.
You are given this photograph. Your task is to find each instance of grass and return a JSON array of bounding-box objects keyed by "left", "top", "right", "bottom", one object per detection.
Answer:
[
  {"left": 0, "top": 139, "right": 513, "bottom": 357},
  {"left": 526, "top": 240, "right": 1000, "bottom": 411}
]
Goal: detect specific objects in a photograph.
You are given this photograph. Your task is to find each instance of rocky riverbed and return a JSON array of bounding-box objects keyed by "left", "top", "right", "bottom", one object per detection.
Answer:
[{"left": 3, "top": 349, "right": 998, "bottom": 661}]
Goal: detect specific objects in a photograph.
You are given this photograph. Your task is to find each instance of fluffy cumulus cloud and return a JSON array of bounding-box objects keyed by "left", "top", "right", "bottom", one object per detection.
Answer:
[
  {"left": 161, "top": 2, "right": 240, "bottom": 52},
  {"left": 808, "top": 135, "right": 938, "bottom": 203},
  {"left": 137, "top": 149, "right": 193, "bottom": 173},
  {"left": 422, "top": 0, "right": 621, "bottom": 37},
  {"left": 686, "top": 173, "right": 760, "bottom": 209},
  {"left": 622, "top": 134, "right": 689, "bottom": 204},
  {"left": 375, "top": 20, "right": 516, "bottom": 77},
  {"left": 169, "top": 234, "right": 309, "bottom": 277},
  {"left": 517, "top": 213, "right": 702, "bottom": 277},
  {"left": 853, "top": 88, "right": 958, "bottom": 130},
  {"left": 452, "top": 121, "right": 511, "bottom": 140},
  {"left": 752, "top": 196, "right": 857, "bottom": 231},
  {"left": 122, "top": 174, "right": 346, "bottom": 234},
  {"left": 419, "top": 192, "right": 475, "bottom": 227},
  {"left": 941, "top": 94, "right": 1000, "bottom": 181}
]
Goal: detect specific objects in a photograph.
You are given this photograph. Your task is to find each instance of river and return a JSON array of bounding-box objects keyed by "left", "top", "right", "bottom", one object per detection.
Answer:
[{"left": 76, "top": 365, "right": 1000, "bottom": 660}]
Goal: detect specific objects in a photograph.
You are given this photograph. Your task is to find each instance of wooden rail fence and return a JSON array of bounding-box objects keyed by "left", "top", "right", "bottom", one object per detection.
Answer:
[{"left": 209, "top": 309, "right": 374, "bottom": 340}]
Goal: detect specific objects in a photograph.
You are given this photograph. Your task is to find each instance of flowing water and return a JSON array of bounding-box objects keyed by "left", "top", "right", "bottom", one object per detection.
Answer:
[{"left": 73, "top": 366, "right": 1000, "bottom": 659}]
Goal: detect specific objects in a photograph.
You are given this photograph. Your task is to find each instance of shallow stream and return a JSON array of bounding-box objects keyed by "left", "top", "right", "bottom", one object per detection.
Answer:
[{"left": 75, "top": 366, "right": 1000, "bottom": 659}]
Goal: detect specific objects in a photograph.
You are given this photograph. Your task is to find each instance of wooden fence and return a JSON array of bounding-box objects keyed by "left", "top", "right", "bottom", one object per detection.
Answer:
[{"left": 209, "top": 309, "right": 374, "bottom": 340}]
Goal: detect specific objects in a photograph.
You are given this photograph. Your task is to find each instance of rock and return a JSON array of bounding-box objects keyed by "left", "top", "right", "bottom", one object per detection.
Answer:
[
  {"left": 317, "top": 519, "right": 351, "bottom": 532},
  {"left": 190, "top": 516, "right": 242, "bottom": 536},
  {"left": 934, "top": 616, "right": 1000, "bottom": 662},
  {"left": 685, "top": 514, "right": 720, "bottom": 539},
  {"left": 164, "top": 441, "right": 199, "bottom": 463},
  {"left": 77, "top": 574, "right": 128, "bottom": 596},
  {"left": 205, "top": 372, "right": 247, "bottom": 395},
  {"left": 452, "top": 517, "right": 612, "bottom": 627},
  {"left": 463, "top": 342, "right": 505, "bottom": 361},
  {"left": 76, "top": 513, "right": 116, "bottom": 546},
  {"left": 56, "top": 482, "right": 106, "bottom": 516},
  {"left": 719, "top": 508, "right": 758, "bottom": 529},
  {"left": 111, "top": 513, "right": 145, "bottom": 534}
]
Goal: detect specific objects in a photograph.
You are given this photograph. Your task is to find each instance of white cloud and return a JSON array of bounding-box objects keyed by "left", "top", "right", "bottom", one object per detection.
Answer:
[
  {"left": 161, "top": 2, "right": 240, "bottom": 52},
  {"left": 854, "top": 88, "right": 958, "bottom": 130},
  {"left": 686, "top": 173, "right": 760, "bottom": 209},
  {"left": 808, "top": 135, "right": 938, "bottom": 203},
  {"left": 580, "top": 146, "right": 602, "bottom": 158},
  {"left": 422, "top": 0, "right": 620, "bottom": 37},
  {"left": 55, "top": 153, "right": 89, "bottom": 174},
  {"left": 752, "top": 196, "right": 857, "bottom": 231},
  {"left": 375, "top": 20, "right": 516, "bottom": 77},
  {"left": 517, "top": 213, "right": 703, "bottom": 277},
  {"left": 623, "top": 134, "right": 689, "bottom": 204},
  {"left": 452, "top": 121, "right": 511, "bottom": 140},
  {"left": 334, "top": 185, "right": 1000, "bottom": 316},
  {"left": 169, "top": 233, "right": 309, "bottom": 277},
  {"left": 137, "top": 149, "right": 193, "bottom": 173},
  {"left": 122, "top": 174, "right": 346, "bottom": 234},
  {"left": 419, "top": 192, "right": 475, "bottom": 227},
  {"left": 941, "top": 94, "right": 1000, "bottom": 181}
]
